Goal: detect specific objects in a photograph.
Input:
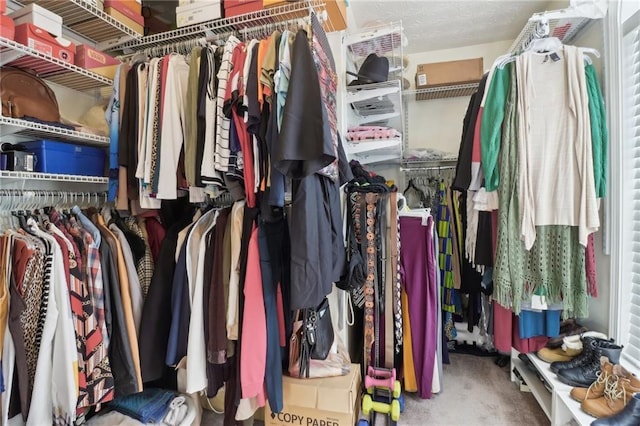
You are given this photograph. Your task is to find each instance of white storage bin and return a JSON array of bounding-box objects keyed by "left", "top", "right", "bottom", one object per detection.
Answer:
[
  {"left": 176, "top": 1, "right": 222, "bottom": 28},
  {"left": 10, "top": 4, "right": 63, "bottom": 38}
]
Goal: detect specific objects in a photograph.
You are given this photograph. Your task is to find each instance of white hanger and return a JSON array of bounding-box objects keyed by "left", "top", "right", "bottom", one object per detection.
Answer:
[{"left": 525, "top": 36, "right": 563, "bottom": 54}]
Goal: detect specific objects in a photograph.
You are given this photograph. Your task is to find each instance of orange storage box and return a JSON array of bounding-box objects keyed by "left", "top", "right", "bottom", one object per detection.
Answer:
[
  {"left": 103, "top": 0, "right": 141, "bottom": 15},
  {"left": 224, "top": 0, "right": 262, "bottom": 17},
  {"left": 14, "top": 23, "right": 75, "bottom": 63},
  {"left": 0, "top": 0, "right": 6, "bottom": 15},
  {"left": 105, "top": 6, "right": 144, "bottom": 35}
]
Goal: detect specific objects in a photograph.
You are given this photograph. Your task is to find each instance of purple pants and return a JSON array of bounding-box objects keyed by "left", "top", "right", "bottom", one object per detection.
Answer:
[{"left": 400, "top": 216, "right": 438, "bottom": 399}]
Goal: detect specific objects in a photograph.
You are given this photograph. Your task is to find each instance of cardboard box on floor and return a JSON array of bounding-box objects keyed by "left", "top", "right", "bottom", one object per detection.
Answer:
[
  {"left": 415, "top": 57, "right": 483, "bottom": 88},
  {"left": 265, "top": 364, "right": 361, "bottom": 426}
]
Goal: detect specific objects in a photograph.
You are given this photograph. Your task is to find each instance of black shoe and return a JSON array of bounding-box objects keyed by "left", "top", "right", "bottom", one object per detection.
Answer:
[
  {"left": 550, "top": 336, "right": 602, "bottom": 373},
  {"left": 557, "top": 340, "right": 623, "bottom": 387},
  {"left": 591, "top": 393, "right": 640, "bottom": 425}
]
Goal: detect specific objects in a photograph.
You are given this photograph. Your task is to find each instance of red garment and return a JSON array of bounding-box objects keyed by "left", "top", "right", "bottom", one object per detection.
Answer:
[
  {"left": 228, "top": 43, "right": 256, "bottom": 208},
  {"left": 493, "top": 301, "right": 547, "bottom": 354},
  {"left": 240, "top": 226, "right": 267, "bottom": 404},
  {"left": 585, "top": 233, "right": 598, "bottom": 297},
  {"left": 143, "top": 217, "right": 166, "bottom": 262}
]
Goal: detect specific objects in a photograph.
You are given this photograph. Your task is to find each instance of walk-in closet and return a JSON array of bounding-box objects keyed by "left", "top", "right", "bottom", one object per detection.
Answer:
[{"left": 0, "top": 0, "right": 638, "bottom": 425}]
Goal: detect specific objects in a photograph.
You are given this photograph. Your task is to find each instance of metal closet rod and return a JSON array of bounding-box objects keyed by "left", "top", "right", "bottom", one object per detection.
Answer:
[{"left": 0, "top": 189, "right": 108, "bottom": 212}]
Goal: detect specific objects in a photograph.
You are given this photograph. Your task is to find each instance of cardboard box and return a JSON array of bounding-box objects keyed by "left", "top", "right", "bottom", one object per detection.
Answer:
[
  {"left": 263, "top": 0, "right": 346, "bottom": 32},
  {"left": 224, "top": 0, "right": 263, "bottom": 17},
  {"left": 105, "top": 6, "right": 144, "bottom": 35},
  {"left": 265, "top": 365, "right": 361, "bottom": 426},
  {"left": 10, "top": 3, "right": 63, "bottom": 38},
  {"left": 104, "top": 0, "right": 144, "bottom": 25},
  {"left": 104, "top": 0, "right": 141, "bottom": 14},
  {"left": 176, "top": 1, "right": 222, "bottom": 27},
  {"left": 76, "top": 44, "right": 120, "bottom": 79},
  {"left": 14, "top": 23, "right": 76, "bottom": 63},
  {"left": 0, "top": 15, "right": 14, "bottom": 40},
  {"left": 415, "top": 58, "right": 483, "bottom": 89}
]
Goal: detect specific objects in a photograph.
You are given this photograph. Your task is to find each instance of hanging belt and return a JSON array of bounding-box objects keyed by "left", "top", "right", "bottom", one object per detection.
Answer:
[
  {"left": 351, "top": 192, "right": 365, "bottom": 308},
  {"left": 390, "top": 192, "right": 402, "bottom": 353},
  {"left": 363, "top": 192, "right": 378, "bottom": 369}
]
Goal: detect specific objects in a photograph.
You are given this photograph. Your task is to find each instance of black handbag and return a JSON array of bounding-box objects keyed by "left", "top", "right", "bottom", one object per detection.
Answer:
[
  {"left": 336, "top": 194, "right": 366, "bottom": 292},
  {"left": 309, "top": 297, "right": 334, "bottom": 360}
]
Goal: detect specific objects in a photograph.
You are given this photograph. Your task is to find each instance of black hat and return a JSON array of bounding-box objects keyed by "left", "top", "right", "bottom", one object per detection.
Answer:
[{"left": 347, "top": 53, "right": 389, "bottom": 86}]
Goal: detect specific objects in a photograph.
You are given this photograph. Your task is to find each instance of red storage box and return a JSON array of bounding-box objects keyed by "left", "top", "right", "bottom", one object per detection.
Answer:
[
  {"left": 224, "top": 0, "right": 262, "bottom": 17},
  {"left": 76, "top": 45, "right": 121, "bottom": 79},
  {"left": 103, "top": 0, "right": 144, "bottom": 25},
  {"left": 0, "top": 0, "right": 6, "bottom": 15},
  {"left": 0, "top": 15, "right": 14, "bottom": 40},
  {"left": 14, "top": 23, "right": 75, "bottom": 63}
]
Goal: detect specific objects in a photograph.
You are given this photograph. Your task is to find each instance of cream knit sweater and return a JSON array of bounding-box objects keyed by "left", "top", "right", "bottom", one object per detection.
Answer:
[{"left": 516, "top": 45, "right": 599, "bottom": 250}]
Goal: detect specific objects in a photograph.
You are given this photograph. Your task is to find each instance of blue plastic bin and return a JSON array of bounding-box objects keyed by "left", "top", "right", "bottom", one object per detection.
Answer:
[{"left": 19, "top": 140, "right": 106, "bottom": 176}]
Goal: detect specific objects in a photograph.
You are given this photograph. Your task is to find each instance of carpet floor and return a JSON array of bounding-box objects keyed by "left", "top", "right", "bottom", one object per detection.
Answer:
[{"left": 201, "top": 353, "right": 550, "bottom": 426}]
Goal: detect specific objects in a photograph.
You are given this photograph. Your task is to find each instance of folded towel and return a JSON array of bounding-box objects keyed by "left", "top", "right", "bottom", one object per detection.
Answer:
[{"left": 109, "top": 388, "right": 178, "bottom": 424}]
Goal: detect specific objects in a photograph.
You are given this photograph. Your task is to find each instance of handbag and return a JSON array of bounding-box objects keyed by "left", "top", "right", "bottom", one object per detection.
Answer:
[
  {"left": 309, "top": 297, "right": 334, "bottom": 360},
  {"left": 336, "top": 194, "right": 366, "bottom": 292},
  {"left": 0, "top": 67, "right": 60, "bottom": 122}
]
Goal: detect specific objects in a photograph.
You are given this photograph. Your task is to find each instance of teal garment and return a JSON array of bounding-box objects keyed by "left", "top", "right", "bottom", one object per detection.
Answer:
[
  {"left": 585, "top": 63, "right": 608, "bottom": 198},
  {"left": 481, "top": 64, "right": 511, "bottom": 192},
  {"left": 492, "top": 65, "right": 588, "bottom": 319}
]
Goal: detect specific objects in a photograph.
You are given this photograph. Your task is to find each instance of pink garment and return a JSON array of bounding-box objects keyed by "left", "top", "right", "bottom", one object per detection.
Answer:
[
  {"left": 240, "top": 226, "right": 267, "bottom": 403},
  {"left": 585, "top": 233, "right": 598, "bottom": 297},
  {"left": 493, "top": 302, "right": 547, "bottom": 354}
]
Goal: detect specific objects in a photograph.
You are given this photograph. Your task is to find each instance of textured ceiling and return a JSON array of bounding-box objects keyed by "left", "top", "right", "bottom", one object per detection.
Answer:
[{"left": 348, "top": 0, "right": 560, "bottom": 53}]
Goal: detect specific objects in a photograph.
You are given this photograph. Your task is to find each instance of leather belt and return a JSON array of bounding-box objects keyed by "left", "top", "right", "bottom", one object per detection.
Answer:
[{"left": 363, "top": 192, "right": 378, "bottom": 369}]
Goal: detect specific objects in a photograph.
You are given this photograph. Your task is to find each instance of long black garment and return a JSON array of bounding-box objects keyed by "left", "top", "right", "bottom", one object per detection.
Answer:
[
  {"left": 99, "top": 239, "right": 138, "bottom": 397},
  {"left": 451, "top": 73, "right": 488, "bottom": 192},
  {"left": 118, "top": 62, "right": 142, "bottom": 189},
  {"left": 139, "top": 200, "right": 195, "bottom": 384}
]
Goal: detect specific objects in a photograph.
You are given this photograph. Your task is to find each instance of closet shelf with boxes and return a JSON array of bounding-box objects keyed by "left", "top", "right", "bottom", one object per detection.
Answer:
[
  {"left": 1, "top": 1, "right": 122, "bottom": 180},
  {"left": 13, "top": 0, "right": 143, "bottom": 47},
  {"left": 0, "top": 37, "right": 113, "bottom": 91},
  {"left": 107, "top": 0, "right": 345, "bottom": 53}
]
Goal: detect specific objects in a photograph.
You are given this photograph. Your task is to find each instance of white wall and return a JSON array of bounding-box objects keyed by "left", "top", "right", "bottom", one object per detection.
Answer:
[{"left": 405, "top": 39, "right": 512, "bottom": 156}]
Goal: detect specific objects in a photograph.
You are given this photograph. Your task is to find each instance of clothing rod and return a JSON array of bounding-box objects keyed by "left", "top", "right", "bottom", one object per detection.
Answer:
[
  {"left": 0, "top": 189, "right": 107, "bottom": 212},
  {"left": 401, "top": 165, "right": 456, "bottom": 172}
]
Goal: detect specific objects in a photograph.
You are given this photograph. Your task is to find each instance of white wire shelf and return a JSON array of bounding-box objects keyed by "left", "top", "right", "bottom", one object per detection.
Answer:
[
  {"left": 509, "top": 9, "right": 594, "bottom": 54},
  {"left": 15, "top": 0, "right": 143, "bottom": 47},
  {"left": 346, "top": 138, "right": 402, "bottom": 155},
  {"left": 0, "top": 37, "right": 113, "bottom": 91},
  {"left": 0, "top": 170, "right": 107, "bottom": 184},
  {"left": 108, "top": 0, "right": 333, "bottom": 53},
  {"left": 400, "top": 158, "right": 458, "bottom": 171},
  {"left": 403, "top": 82, "right": 480, "bottom": 101},
  {"left": 0, "top": 116, "right": 110, "bottom": 146}
]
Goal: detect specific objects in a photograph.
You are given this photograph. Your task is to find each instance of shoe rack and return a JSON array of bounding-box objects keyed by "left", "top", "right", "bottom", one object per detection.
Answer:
[{"left": 510, "top": 348, "right": 595, "bottom": 426}]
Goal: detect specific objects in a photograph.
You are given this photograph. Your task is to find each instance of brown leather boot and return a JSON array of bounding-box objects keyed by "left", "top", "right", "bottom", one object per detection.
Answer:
[
  {"left": 581, "top": 365, "right": 640, "bottom": 418},
  {"left": 571, "top": 357, "right": 614, "bottom": 402}
]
